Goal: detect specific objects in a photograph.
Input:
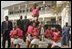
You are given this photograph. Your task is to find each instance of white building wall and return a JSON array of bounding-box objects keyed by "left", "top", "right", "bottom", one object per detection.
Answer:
[
  {"left": 8, "top": 10, "right": 56, "bottom": 21},
  {"left": 68, "top": 15, "right": 71, "bottom": 26},
  {"left": 3, "top": 9, "right": 8, "bottom": 21},
  {"left": 9, "top": 14, "right": 19, "bottom": 20},
  {"left": 68, "top": 6, "right": 71, "bottom": 26},
  {"left": 61, "top": 5, "right": 70, "bottom": 28}
]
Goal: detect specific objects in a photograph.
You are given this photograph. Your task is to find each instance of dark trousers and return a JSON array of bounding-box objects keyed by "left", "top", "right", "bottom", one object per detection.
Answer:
[
  {"left": 2, "top": 31, "right": 11, "bottom": 48},
  {"left": 62, "top": 35, "right": 69, "bottom": 46},
  {"left": 23, "top": 31, "right": 27, "bottom": 42},
  {"left": 23, "top": 34, "right": 26, "bottom": 42}
]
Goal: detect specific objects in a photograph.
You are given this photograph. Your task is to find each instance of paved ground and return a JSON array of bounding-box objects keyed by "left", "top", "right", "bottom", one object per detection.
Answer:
[
  {"left": 1, "top": 36, "right": 26, "bottom": 48},
  {"left": 1, "top": 36, "right": 71, "bottom": 48}
]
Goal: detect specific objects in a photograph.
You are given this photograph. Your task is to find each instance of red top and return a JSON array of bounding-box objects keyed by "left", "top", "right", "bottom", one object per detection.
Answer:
[
  {"left": 27, "top": 25, "right": 34, "bottom": 35},
  {"left": 16, "top": 28, "right": 23, "bottom": 39},
  {"left": 10, "top": 27, "right": 23, "bottom": 39},
  {"left": 10, "top": 29, "right": 17, "bottom": 38},
  {"left": 32, "top": 27, "right": 39, "bottom": 37},
  {"left": 32, "top": 8, "right": 39, "bottom": 17},
  {"left": 52, "top": 32, "right": 61, "bottom": 42},
  {"left": 44, "top": 29, "right": 52, "bottom": 38}
]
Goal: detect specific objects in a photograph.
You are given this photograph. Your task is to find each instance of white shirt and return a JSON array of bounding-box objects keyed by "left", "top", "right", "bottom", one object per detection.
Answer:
[
  {"left": 31, "top": 38, "right": 39, "bottom": 45},
  {"left": 13, "top": 38, "right": 24, "bottom": 45},
  {"left": 13, "top": 39, "right": 19, "bottom": 45},
  {"left": 5, "top": 21, "right": 8, "bottom": 30},
  {"left": 51, "top": 41, "right": 61, "bottom": 47}
]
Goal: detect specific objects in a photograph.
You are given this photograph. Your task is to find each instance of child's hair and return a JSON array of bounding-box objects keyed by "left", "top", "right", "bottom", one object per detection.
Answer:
[
  {"left": 30, "top": 21, "right": 33, "bottom": 26},
  {"left": 52, "top": 28, "right": 58, "bottom": 32},
  {"left": 13, "top": 25, "right": 19, "bottom": 30},
  {"left": 29, "top": 21, "right": 35, "bottom": 26},
  {"left": 32, "top": 20, "right": 39, "bottom": 27},
  {"left": 33, "top": 3, "right": 38, "bottom": 8},
  {"left": 47, "top": 26, "right": 51, "bottom": 30}
]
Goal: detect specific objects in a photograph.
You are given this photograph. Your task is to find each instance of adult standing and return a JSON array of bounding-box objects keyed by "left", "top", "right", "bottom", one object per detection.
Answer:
[
  {"left": 2, "top": 16, "right": 13, "bottom": 48},
  {"left": 23, "top": 16, "right": 30, "bottom": 42},
  {"left": 62, "top": 22, "right": 70, "bottom": 47},
  {"left": 17, "top": 16, "right": 23, "bottom": 31}
]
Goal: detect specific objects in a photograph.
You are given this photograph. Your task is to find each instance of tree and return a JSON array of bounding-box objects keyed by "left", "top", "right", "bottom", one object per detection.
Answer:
[{"left": 51, "top": 1, "right": 70, "bottom": 15}]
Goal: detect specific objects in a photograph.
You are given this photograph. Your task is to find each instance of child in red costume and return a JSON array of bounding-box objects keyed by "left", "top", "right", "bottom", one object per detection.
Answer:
[
  {"left": 51, "top": 29, "right": 62, "bottom": 48},
  {"left": 10, "top": 26, "right": 23, "bottom": 48},
  {"left": 44, "top": 26, "right": 52, "bottom": 39},
  {"left": 30, "top": 25, "right": 40, "bottom": 48},
  {"left": 26, "top": 22, "right": 36, "bottom": 48},
  {"left": 31, "top": 4, "right": 41, "bottom": 20}
]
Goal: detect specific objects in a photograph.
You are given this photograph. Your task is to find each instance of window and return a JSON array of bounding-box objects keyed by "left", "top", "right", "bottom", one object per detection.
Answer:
[
  {"left": 12, "top": 12, "right": 14, "bottom": 14},
  {"left": 19, "top": 10, "right": 22, "bottom": 13},
  {"left": 23, "top": 10, "right": 25, "bottom": 13},
  {"left": 9, "top": 12, "right": 13, "bottom": 15},
  {"left": 17, "top": 11, "right": 19, "bottom": 13},
  {"left": 30, "top": 8, "right": 32, "bottom": 12},
  {"left": 9, "top": 12, "right": 11, "bottom": 15}
]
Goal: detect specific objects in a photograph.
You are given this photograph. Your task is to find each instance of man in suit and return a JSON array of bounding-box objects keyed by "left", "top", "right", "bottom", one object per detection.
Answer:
[
  {"left": 17, "top": 16, "right": 26, "bottom": 42},
  {"left": 23, "top": 16, "right": 30, "bottom": 42},
  {"left": 17, "top": 16, "right": 23, "bottom": 30},
  {"left": 2, "top": 16, "right": 13, "bottom": 48}
]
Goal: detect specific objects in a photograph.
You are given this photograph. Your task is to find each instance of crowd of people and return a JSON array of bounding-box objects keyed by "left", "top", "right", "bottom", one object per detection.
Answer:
[{"left": 1, "top": 3, "right": 70, "bottom": 48}]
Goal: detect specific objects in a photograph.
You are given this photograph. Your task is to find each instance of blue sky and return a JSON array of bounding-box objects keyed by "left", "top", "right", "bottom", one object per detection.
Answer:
[{"left": 1, "top": 1, "right": 25, "bottom": 22}]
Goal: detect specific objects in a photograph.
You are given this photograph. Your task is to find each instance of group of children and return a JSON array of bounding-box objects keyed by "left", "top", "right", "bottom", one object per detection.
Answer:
[
  {"left": 25, "top": 21, "right": 62, "bottom": 48},
  {"left": 9, "top": 3, "right": 62, "bottom": 48},
  {"left": 9, "top": 26, "right": 24, "bottom": 48},
  {"left": 26, "top": 22, "right": 40, "bottom": 48},
  {"left": 31, "top": 3, "right": 62, "bottom": 48}
]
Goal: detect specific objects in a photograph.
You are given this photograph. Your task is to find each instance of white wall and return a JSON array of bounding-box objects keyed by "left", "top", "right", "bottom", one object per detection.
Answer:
[
  {"left": 1, "top": 1, "right": 25, "bottom": 23},
  {"left": 61, "top": 5, "right": 70, "bottom": 28},
  {"left": 8, "top": 12, "right": 56, "bottom": 21},
  {"left": 3, "top": 9, "right": 9, "bottom": 21},
  {"left": 68, "top": 15, "right": 71, "bottom": 26}
]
